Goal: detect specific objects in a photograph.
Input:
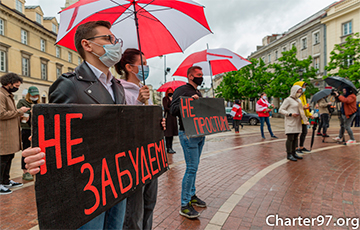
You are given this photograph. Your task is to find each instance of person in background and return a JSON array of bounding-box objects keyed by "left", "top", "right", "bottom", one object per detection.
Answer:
[
  {"left": 115, "top": 48, "right": 162, "bottom": 230},
  {"left": 351, "top": 101, "right": 360, "bottom": 127},
  {"left": 16, "top": 86, "right": 40, "bottom": 181},
  {"left": 162, "top": 87, "right": 178, "bottom": 154},
  {"left": 0, "top": 73, "right": 30, "bottom": 194},
  {"left": 315, "top": 103, "right": 324, "bottom": 136},
  {"left": 279, "top": 85, "right": 309, "bottom": 161},
  {"left": 293, "top": 81, "right": 313, "bottom": 153},
  {"left": 333, "top": 88, "right": 357, "bottom": 144},
  {"left": 231, "top": 99, "right": 243, "bottom": 134},
  {"left": 256, "top": 92, "right": 278, "bottom": 139},
  {"left": 170, "top": 66, "right": 207, "bottom": 219},
  {"left": 317, "top": 97, "right": 331, "bottom": 138}
]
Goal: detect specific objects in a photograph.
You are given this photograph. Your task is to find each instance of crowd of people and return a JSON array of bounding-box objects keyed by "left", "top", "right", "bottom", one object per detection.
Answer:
[{"left": 0, "top": 19, "right": 358, "bottom": 229}]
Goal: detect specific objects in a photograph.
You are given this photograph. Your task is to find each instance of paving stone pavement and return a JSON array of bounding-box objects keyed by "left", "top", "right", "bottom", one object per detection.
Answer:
[{"left": 0, "top": 118, "right": 359, "bottom": 230}]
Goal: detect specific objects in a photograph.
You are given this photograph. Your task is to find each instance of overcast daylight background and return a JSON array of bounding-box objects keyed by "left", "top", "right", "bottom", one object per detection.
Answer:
[{"left": 25, "top": 0, "right": 337, "bottom": 89}]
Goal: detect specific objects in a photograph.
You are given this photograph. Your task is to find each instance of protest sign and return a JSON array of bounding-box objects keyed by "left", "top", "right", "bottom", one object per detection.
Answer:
[
  {"left": 180, "top": 97, "right": 230, "bottom": 137},
  {"left": 31, "top": 104, "right": 168, "bottom": 229}
]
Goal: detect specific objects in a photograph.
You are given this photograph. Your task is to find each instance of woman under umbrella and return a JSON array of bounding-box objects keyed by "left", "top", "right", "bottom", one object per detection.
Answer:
[
  {"left": 279, "top": 85, "right": 309, "bottom": 161},
  {"left": 163, "top": 88, "right": 178, "bottom": 154}
]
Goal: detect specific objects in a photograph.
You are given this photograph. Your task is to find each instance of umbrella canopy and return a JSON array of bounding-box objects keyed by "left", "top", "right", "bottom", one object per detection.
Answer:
[
  {"left": 310, "top": 89, "right": 332, "bottom": 104},
  {"left": 157, "top": 80, "right": 186, "bottom": 92},
  {"left": 56, "top": 0, "right": 212, "bottom": 59},
  {"left": 173, "top": 48, "right": 251, "bottom": 77},
  {"left": 324, "top": 76, "right": 358, "bottom": 94}
]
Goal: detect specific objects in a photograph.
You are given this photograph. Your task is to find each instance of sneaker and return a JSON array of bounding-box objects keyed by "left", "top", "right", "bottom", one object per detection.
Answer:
[
  {"left": 322, "top": 134, "right": 330, "bottom": 138},
  {"left": 22, "top": 172, "right": 34, "bottom": 181},
  {"left": 235, "top": 131, "right": 239, "bottom": 134},
  {"left": 296, "top": 148, "right": 303, "bottom": 154},
  {"left": 300, "top": 147, "right": 311, "bottom": 153},
  {"left": 179, "top": 202, "right": 200, "bottom": 219},
  {"left": 346, "top": 140, "right": 356, "bottom": 145},
  {"left": 190, "top": 195, "right": 206, "bottom": 207},
  {"left": 0, "top": 185, "right": 12, "bottom": 195},
  {"left": 271, "top": 135, "right": 278, "bottom": 139},
  {"left": 3, "top": 180, "right": 23, "bottom": 188},
  {"left": 333, "top": 137, "right": 341, "bottom": 141},
  {"left": 316, "top": 133, "right": 322, "bottom": 136}
]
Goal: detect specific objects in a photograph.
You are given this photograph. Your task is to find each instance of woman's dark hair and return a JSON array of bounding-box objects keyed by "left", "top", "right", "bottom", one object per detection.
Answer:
[
  {"left": 0, "top": 73, "right": 23, "bottom": 86},
  {"left": 115, "top": 48, "right": 143, "bottom": 80},
  {"left": 165, "top": 87, "right": 173, "bottom": 97},
  {"left": 260, "top": 92, "right": 266, "bottom": 97}
]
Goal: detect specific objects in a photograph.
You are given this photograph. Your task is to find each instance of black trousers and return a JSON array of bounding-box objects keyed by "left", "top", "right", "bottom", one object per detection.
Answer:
[
  {"left": 234, "top": 120, "right": 241, "bottom": 132},
  {"left": 320, "top": 114, "right": 330, "bottom": 134},
  {"left": 296, "top": 124, "right": 308, "bottom": 148},
  {"left": 21, "top": 129, "right": 31, "bottom": 170},
  {"left": 0, "top": 154, "right": 15, "bottom": 184},
  {"left": 286, "top": 133, "right": 299, "bottom": 154},
  {"left": 165, "top": 136, "right": 173, "bottom": 149}
]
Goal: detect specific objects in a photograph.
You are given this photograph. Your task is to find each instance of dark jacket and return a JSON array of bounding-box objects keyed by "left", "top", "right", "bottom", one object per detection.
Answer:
[
  {"left": 163, "top": 96, "right": 178, "bottom": 137},
  {"left": 49, "top": 62, "right": 126, "bottom": 105}
]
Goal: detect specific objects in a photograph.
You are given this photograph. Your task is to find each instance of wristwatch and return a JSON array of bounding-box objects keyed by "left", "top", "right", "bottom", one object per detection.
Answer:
[{"left": 289, "top": 113, "right": 292, "bottom": 117}]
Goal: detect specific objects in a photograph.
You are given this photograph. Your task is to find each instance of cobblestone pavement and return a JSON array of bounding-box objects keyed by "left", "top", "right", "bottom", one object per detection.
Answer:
[{"left": 1, "top": 118, "right": 359, "bottom": 230}]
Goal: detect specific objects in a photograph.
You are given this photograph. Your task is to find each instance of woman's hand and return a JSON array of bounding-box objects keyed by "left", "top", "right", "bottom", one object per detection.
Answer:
[
  {"left": 161, "top": 118, "right": 166, "bottom": 130},
  {"left": 137, "top": 85, "right": 150, "bottom": 103}
]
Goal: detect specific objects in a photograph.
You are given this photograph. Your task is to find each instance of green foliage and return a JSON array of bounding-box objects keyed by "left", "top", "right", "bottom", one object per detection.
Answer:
[{"left": 325, "top": 33, "right": 360, "bottom": 88}]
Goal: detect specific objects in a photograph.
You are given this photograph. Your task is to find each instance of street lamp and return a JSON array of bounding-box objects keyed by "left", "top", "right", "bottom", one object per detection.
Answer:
[{"left": 160, "top": 55, "right": 171, "bottom": 83}]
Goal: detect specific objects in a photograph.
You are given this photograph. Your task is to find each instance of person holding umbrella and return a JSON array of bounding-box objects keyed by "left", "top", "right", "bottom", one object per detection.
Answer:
[
  {"left": 279, "top": 85, "right": 309, "bottom": 161},
  {"left": 162, "top": 88, "right": 178, "bottom": 154},
  {"left": 333, "top": 88, "right": 357, "bottom": 144}
]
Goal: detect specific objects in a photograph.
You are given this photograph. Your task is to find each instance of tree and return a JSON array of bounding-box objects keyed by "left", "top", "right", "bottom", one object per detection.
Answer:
[
  {"left": 268, "top": 46, "right": 318, "bottom": 99},
  {"left": 325, "top": 32, "right": 360, "bottom": 88},
  {"left": 215, "top": 58, "right": 273, "bottom": 101}
]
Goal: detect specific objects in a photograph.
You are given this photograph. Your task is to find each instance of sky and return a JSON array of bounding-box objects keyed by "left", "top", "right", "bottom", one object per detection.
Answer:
[{"left": 25, "top": 0, "right": 337, "bottom": 89}]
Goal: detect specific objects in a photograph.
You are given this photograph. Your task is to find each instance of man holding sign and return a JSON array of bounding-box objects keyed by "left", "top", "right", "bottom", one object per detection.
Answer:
[{"left": 170, "top": 66, "right": 207, "bottom": 219}]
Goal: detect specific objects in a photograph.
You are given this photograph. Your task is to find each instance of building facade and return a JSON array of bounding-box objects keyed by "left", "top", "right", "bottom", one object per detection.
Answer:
[{"left": 0, "top": 0, "right": 79, "bottom": 103}]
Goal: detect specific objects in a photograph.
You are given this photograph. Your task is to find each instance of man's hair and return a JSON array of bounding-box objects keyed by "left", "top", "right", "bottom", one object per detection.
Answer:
[
  {"left": 187, "top": 66, "right": 202, "bottom": 77},
  {"left": 0, "top": 73, "right": 23, "bottom": 86},
  {"left": 75, "top": 21, "right": 111, "bottom": 59}
]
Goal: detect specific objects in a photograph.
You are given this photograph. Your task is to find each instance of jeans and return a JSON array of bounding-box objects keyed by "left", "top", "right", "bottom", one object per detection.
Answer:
[
  {"left": 123, "top": 178, "right": 158, "bottom": 230},
  {"left": 78, "top": 199, "right": 126, "bottom": 230},
  {"left": 179, "top": 130, "right": 205, "bottom": 207},
  {"left": 0, "top": 154, "right": 14, "bottom": 185},
  {"left": 259, "top": 117, "right": 274, "bottom": 138},
  {"left": 339, "top": 113, "right": 356, "bottom": 140}
]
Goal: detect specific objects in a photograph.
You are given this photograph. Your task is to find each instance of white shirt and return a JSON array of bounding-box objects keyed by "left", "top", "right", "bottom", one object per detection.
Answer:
[
  {"left": 86, "top": 61, "right": 115, "bottom": 101},
  {"left": 119, "top": 79, "right": 153, "bottom": 105}
]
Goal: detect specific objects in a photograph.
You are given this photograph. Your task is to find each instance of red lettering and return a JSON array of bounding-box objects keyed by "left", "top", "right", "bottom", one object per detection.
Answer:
[
  {"left": 188, "top": 98, "right": 195, "bottom": 117},
  {"left": 81, "top": 163, "right": 100, "bottom": 215},
  {"left": 115, "top": 152, "right": 133, "bottom": 194},
  {"left": 181, "top": 98, "right": 189, "bottom": 118},
  {"left": 66, "top": 113, "right": 84, "bottom": 166},
  {"left": 128, "top": 149, "right": 139, "bottom": 186},
  {"left": 212, "top": 116, "right": 220, "bottom": 131},
  {"left": 214, "top": 116, "right": 220, "bottom": 131},
  {"left": 162, "top": 139, "right": 168, "bottom": 167},
  {"left": 141, "top": 147, "right": 152, "bottom": 184},
  {"left": 38, "top": 114, "right": 61, "bottom": 175},
  {"left": 205, "top": 117, "right": 212, "bottom": 133},
  {"left": 209, "top": 117, "right": 217, "bottom": 132},
  {"left": 224, "top": 116, "right": 230, "bottom": 130},
  {"left": 101, "top": 158, "right": 118, "bottom": 206},
  {"left": 220, "top": 116, "right": 227, "bottom": 131},
  {"left": 198, "top": 117, "right": 205, "bottom": 134},
  {"left": 154, "top": 141, "right": 163, "bottom": 169},
  {"left": 193, "top": 117, "right": 200, "bottom": 135},
  {"left": 147, "top": 143, "right": 159, "bottom": 176}
]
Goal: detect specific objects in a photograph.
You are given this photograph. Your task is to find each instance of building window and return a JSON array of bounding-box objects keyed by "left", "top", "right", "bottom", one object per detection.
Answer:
[
  {"left": 22, "top": 57, "right": 30, "bottom": 76},
  {"left": 0, "top": 18, "right": 4, "bottom": 36},
  {"left": 313, "top": 32, "right": 320, "bottom": 44},
  {"left": 0, "top": 50, "right": 6, "bottom": 72},
  {"left": 275, "top": 51, "right": 278, "bottom": 60},
  {"left": 56, "top": 65, "right": 62, "bottom": 78},
  {"left": 347, "top": 55, "right": 353, "bottom": 67},
  {"left": 314, "top": 57, "right": 320, "bottom": 72},
  {"left": 68, "top": 52, "right": 72, "bottom": 63},
  {"left": 261, "top": 56, "right": 265, "bottom": 63},
  {"left": 268, "top": 54, "right": 271, "bottom": 63},
  {"left": 282, "top": 47, "right": 286, "bottom": 52},
  {"left": 36, "top": 13, "right": 41, "bottom": 24},
  {"left": 21, "top": 29, "right": 27, "bottom": 45},
  {"left": 16, "top": 0, "right": 23, "bottom": 13},
  {"left": 343, "top": 21, "right": 352, "bottom": 36},
  {"left": 301, "top": 37, "right": 307, "bottom": 49},
  {"left": 52, "top": 23, "right": 57, "bottom": 33},
  {"left": 68, "top": 67, "right": 74, "bottom": 72},
  {"left": 291, "top": 42, "right": 296, "bottom": 48},
  {"left": 78, "top": 57, "right": 82, "bottom": 65},
  {"left": 56, "top": 46, "right": 61, "bottom": 58},
  {"left": 40, "top": 39, "right": 46, "bottom": 52},
  {"left": 41, "top": 62, "right": 47, "bottom": 80}
]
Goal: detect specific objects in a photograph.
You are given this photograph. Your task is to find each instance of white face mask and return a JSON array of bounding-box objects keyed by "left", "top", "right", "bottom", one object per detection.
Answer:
[
  {"left": 296, "top": 93, "right": 302, "bottom": 98},
  {"left": 30, "top": 96, "right": 39, "bottom": 101},
  {"left": 90, "top": 41, "right": 122, "bottom": 68},
  {"left": 262, "top": 96, "right": 267, "bottom": 100}
]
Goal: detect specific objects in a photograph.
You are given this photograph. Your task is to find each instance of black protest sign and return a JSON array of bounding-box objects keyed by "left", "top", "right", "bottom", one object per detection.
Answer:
[
  {"left": 180, "top": 97, "right": 230, "bottom": 137},
  {"left": 31, "top": 104, "right": 168, "bottom": 229}
]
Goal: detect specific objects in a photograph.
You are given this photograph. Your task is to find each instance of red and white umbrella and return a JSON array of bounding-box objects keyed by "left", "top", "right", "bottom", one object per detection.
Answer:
[
  {"left": 56, "top": 0, "right": 212, "bottom": 59},
  {"left": 173, "top": 48, "right": 251, "bottom": 77},
  {"left": 156, "top": 80, "right": 186, "bottom": 92}
]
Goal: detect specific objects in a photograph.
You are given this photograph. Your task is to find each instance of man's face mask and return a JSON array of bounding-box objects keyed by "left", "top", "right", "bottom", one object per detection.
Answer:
[
  {"left": 192, "top": 76, "right": 203, "bottom": 86},
  {"left": 90, "top": 41, "right": 122, "bottom": 68}
]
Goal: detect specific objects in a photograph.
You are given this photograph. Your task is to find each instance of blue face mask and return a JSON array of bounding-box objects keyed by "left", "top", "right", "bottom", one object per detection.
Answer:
[
  {"left": 302, "top": 88, "right": 306, "bottom": 92},
  {"left": 90, "top": 41, "right": 122, "bottom": 68},
  {"left": 132, "top": 65, "right": 150, "bottom": 82}
]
